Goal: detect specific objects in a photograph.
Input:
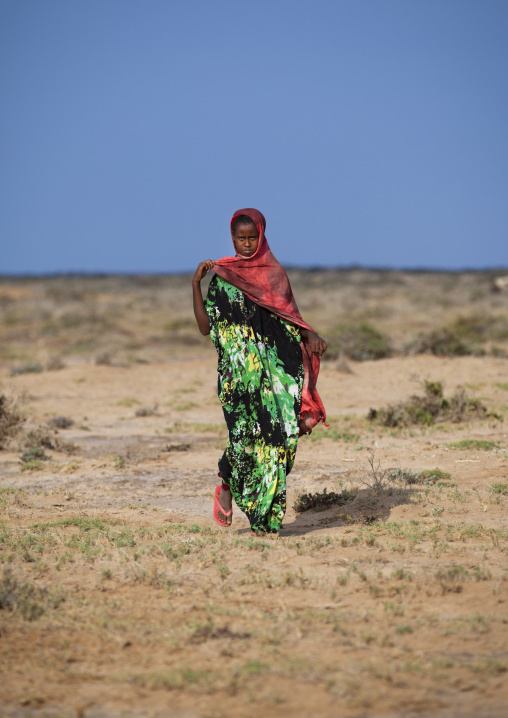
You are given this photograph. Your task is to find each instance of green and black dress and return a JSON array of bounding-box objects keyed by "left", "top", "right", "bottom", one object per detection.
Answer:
[{"left": 205, "top": 275, "right": 304, "bottom": 533}]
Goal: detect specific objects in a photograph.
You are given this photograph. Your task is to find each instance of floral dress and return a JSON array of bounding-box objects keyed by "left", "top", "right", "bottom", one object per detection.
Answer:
[{"left": 205, "top": 275, "right": 304, "bottom": 533}]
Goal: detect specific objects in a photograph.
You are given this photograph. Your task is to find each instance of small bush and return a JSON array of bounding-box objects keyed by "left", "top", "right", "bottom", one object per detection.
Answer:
[
  {"left": 20, "top": 446, "right": 51, "bottom": 463},
  {"left": 9, "top": 362, "right": 44, "bottom": 376},
  {"left": 368, "top": 381, "right": 488, "bottom": 428},
  {"left": 325, "top": 323, "right": 391, "bottom": 361},
  {"left": 293, "top": 488, "right": 357, "bottom": 513},
  {"left": 47, "top": 416, "right": 74, "bottom": 429},
  {"left": 95, "top": 352, "right": 112, "bottom": 366}
]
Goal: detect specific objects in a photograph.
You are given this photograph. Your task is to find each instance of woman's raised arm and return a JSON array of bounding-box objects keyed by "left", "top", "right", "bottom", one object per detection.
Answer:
[{"left": 192, "top": 260, "right": 214, "bottom": 335}]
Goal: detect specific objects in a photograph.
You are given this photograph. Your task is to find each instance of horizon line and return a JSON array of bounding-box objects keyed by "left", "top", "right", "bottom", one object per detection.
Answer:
[{"left": 1, "top": 264, "right": 508, "bottom": 279}]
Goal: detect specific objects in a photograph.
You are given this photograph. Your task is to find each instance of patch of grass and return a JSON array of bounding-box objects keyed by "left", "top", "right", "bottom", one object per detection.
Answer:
[
  {"left": 20, "top": 460, "right": 47, "bottom": 472},
  {"left": 293, "top": 488, "right": 357, "bottom": 513},
  {"left": 19, "top": 446, "right": 52, "bottom": 472},
  {"left": 311, "top": 423, "right": 360, "bottom": 443},
  {"left": 436, "top": 564, "right": 471, "bottom": 593},
  {"left": 447, "top": 439, "right": 500, "bottom": 451},
  {"left": 395, "top": 624, "right": 413, "bottom": 634},
  {"left": 494, "top": 382, "right": 508, "bottom": 391},
  {"left": 116, "top": 397, "right": 141, "bottom": 407},
  {"left": 175, "top": 402, "right": 198, "bottom": 411},
  {"left": 368, "top": 380, "right": 488, "bottom": 428},
  {"left": 489, "top": 483, "right": 508, "bottom": 495}
]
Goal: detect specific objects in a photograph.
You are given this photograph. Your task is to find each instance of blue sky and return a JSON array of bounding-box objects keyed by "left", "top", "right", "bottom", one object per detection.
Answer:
[{"left": 1, "top": 0, "right": 507, "bottom": 273}]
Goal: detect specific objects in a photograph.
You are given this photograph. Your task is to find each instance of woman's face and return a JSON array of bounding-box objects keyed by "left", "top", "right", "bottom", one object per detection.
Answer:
[{"left": 232, "top": 221, "right": 259, "bottom": 257}]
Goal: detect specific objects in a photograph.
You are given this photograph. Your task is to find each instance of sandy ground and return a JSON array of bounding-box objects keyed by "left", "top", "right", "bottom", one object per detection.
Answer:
[{"left": 1, "top": 272, "right": 508, "bottom": 717}]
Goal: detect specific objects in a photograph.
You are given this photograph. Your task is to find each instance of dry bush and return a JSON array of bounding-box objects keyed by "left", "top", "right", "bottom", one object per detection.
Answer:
[
  {"left": 293, "top": 487, "right": 357, "bottom": 513},
  {"left": 368, "top": 380, "right": 488, "bottom": 428},
  {"left": 0, "top": 568, "right": 64, "bottom": 620},
  {"left": 19, "top": 426, "right": 76, "bottom": 454},
  {"left": 45, "top": 355, "right": 65, "bottom": 371},
  {"left": 407, "top": 314, "right": 508, "bottom": 357},
  {"left": 0, "top": 392, "right": 26, "bottom": 449}
]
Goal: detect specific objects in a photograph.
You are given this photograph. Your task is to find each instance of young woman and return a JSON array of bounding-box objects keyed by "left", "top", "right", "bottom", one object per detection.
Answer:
[{"left": 192, "top": 208, "right": 327, "bottom": 535}]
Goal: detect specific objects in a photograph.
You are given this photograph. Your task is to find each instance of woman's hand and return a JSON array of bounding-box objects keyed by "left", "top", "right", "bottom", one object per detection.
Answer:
[
  {"left": 301, "top": 329, "right": 327, "bottom": 357},
  {"left": 193, "top": 260, "right": 215, "bottom": 284}
]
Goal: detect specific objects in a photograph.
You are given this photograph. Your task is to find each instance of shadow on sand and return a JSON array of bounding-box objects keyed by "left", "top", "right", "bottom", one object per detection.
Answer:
[{"left": 279, "top": 485, "right": 418, "bottom": 537}]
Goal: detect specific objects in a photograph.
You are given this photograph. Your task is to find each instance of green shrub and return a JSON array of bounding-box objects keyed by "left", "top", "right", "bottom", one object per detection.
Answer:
[
  {"left": 369, "top": 381, "right": 488, "bottom": 428},
  {"left": 325, "top": 323, "right": 391, "bottom": 361}
]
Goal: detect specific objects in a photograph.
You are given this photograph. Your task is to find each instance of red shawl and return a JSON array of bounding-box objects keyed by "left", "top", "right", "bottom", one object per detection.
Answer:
[{"left": 213, "top": 208, "right": 326, "bottom": 430}]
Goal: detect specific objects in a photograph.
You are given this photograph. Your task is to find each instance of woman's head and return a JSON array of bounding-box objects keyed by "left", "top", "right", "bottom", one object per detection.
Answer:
[
  {"left": 230, "top": 208, "right": 266, "bottom": 258},
  {"left": 231, "top": 215, "right": 259, "bottom": 257}
]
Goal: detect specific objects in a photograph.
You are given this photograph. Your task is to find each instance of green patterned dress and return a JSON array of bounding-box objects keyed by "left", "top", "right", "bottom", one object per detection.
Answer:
[{"left": 205, "top": 275, "right": 304, "bottom": 533}]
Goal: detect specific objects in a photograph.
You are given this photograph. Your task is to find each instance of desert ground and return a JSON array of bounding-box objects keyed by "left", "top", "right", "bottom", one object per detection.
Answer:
[{"left": 1, "top": 269, "right": 507, "bottom": 718}]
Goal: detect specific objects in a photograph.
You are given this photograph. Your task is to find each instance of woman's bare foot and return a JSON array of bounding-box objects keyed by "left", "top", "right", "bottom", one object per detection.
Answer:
[{"left": 218, "top": 487, "right": 233, "bottom": 526}]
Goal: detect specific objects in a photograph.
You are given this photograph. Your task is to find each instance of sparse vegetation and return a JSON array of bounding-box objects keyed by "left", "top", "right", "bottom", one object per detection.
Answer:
[{"left": 1, "top": 270, "right": 508, "bottom": 715}]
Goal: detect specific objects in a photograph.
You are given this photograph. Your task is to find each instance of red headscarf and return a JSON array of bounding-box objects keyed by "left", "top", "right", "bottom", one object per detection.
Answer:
[{"left": 213, "top": 208, "right": 326, "bottom": 430}]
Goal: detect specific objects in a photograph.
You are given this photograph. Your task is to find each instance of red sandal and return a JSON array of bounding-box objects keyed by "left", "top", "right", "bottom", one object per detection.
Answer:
[{"left": 213, "top": 485, "right": 232, "bottom": 527}]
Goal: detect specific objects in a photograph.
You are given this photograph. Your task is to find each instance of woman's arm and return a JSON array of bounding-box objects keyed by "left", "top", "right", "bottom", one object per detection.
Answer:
[
  {"left": 192, "top": 260, "right": 215, "bottom": 335},
  {"left": 301, "top": 328, "right": 327, "bottom": 357}
]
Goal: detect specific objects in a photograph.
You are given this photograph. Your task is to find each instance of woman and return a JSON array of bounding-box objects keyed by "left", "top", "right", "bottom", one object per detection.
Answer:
[{"left": 192, "top": 208, "right": 326, "bottom": 534}]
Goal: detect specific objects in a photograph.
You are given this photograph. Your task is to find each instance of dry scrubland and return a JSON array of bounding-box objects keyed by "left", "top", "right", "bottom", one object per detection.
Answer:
[{"left": 1, "top": 269, "right": 508, "bottom": 718}]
